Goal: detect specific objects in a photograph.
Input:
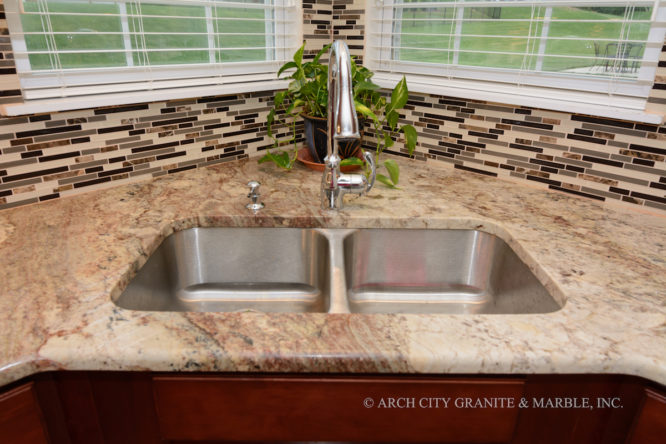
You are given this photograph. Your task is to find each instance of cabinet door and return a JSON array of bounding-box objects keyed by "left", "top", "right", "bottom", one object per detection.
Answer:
[
  {"left": 0, "top": 382, "right": 50, "bottom": 444},
  {"left": 153, "top": 375, "right": 525, "bottom": 443},
  {"left": 627, "top": 387, "right": 666, "bottom": 444}
]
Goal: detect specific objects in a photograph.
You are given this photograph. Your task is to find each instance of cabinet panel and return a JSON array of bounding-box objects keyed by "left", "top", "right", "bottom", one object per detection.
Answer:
[
  {"left": 628, "top": 388, "right": 666, "bottom": 444},
  {"left": 153, "top": 375, "right": 525, "bottom": 443},
  {"left": 0, "top": 382, "right": 49, "bottom": 444},
  {"left": 512, "top": 375, "right": 644, "bottom": 444}
]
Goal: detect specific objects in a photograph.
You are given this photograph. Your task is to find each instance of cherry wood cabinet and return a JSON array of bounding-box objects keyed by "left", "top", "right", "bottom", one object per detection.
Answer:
[
  {"left": 627, "top": 387, "right": 666, "bottom": 444},
  {"left": 0, "top": 382, "right": 49, "bottom": 444},
  {"left": 153, "top": 376, "right": 524, "bottom": 443},
  {"left": 0, "top": 372, "right": 664, "bottom": 443}
]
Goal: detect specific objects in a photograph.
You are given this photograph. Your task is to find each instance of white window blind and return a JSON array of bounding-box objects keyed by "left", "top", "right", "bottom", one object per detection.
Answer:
[
  {"left": 4, "top": 0, "right": 300, "bottom": 109},
  {"left": 366, "top": 0, "right": 666, "bottom": 122}
]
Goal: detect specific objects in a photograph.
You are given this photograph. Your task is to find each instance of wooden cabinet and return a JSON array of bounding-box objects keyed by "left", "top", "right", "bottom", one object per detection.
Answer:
[
  {"left": 153, "top": 375, "right": 524, "bottom": 443},
  {"left": 0, "top": 382, "right": 49, "bottom": 444},
  {"left": 0, "top": 372, "right": 664, "bottom": 444},
  {"left": 627, "top": 387, "right": 666, "bottom": 444}
]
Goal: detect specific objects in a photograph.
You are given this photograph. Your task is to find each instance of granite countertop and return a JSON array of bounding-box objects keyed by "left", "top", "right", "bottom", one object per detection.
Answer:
[{"left": 1, "top": 157, "right": 664, "bottom": 387}]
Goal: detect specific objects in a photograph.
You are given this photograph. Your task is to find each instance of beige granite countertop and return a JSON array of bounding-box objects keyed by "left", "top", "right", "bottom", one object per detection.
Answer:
[{"left": 1, "top": 157, "right": 665, "bottom": 387}]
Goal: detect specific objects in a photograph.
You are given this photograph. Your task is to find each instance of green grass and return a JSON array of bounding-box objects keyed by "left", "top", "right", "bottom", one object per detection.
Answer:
[
  {"left": 22, "top": 2, "right": 652, "bottom": 75},
  {"left": 22, "top": 1, "right": 269, "bottom": 69},
  {"left": 397, "top": 5, "right": 651, "bottom": 75}
]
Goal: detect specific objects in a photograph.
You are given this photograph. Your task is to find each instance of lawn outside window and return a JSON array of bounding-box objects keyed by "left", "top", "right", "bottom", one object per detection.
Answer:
[
  {"left": 3, "top": 0, "right": 302, "bottom": 115},
  {"left": 365, "top": 0, "right": 666, "bottom": 123}
]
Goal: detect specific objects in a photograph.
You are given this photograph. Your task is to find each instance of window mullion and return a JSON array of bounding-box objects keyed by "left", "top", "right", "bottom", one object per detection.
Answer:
[
  {"left": 119, "top": 2, "right": 134, "bottom": 68},
  {"left": 205, "top": 5, "right": 215, "bottom": 64},
  {"left": 535, "top": 7, "right": 553, "bottom": 72},
  {"left": 452, "top": 6, "right": 464, "bottom": 66}
]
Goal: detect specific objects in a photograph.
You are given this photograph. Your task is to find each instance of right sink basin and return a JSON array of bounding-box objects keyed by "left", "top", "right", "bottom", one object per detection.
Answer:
[{"left": 343, "top": 229, "right": 562, "bottom": 314}]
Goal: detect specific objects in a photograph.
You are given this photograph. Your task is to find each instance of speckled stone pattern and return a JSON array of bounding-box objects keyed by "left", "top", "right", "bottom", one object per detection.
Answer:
[{"left": 0, "top": 157, "right": 665, "bottom": 387}]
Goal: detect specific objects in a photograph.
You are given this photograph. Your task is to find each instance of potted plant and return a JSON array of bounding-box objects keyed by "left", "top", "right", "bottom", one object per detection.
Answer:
[{"left": 259, "top": 42, "right": 417, "bottom": 188}]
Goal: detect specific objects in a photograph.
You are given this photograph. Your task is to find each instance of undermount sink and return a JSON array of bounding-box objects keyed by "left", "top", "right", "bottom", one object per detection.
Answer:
[
  {"left": 114, "top": 227, "right": 562, "bottom": 315},
  {"left": 114, "top": 228, "right": 330, "bottom": 313},
  {"left": 343, "top": 229, "right": 561, "bottom": 314}
]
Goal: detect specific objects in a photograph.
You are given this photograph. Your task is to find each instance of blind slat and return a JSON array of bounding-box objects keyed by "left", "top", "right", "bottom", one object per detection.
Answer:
[
  {"left": 5, "top": 0, "right": 301, "bottom": 101},
  {"left": 366, "top": 0, "right": 665, "bottom": 102}
]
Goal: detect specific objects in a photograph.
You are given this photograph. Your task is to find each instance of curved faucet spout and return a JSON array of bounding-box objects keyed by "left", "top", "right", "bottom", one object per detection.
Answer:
[
  {"left": 321, "top": 41, "right": 376, "bottom": 211},
  {"left": 327, "top": 40, "right": 359, "bottom": 150}
]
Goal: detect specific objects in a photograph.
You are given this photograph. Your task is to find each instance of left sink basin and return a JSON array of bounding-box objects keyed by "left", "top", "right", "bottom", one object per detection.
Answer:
[{"left": 114, "top": 228, "right": 330, "bottom": 313}]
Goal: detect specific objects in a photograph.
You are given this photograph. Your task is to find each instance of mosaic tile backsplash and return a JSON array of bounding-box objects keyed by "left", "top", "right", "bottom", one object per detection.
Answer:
[{"left": 0, "top": 0, "right": 664, "bottom": 212}]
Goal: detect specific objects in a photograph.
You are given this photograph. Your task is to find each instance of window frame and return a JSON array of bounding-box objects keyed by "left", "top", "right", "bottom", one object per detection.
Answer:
[
  {"left": 2, "top": 0, "right": 302, "bottom": 115},
  {"left": 365, "top": 0, "right": 666, "bottom": 124}
]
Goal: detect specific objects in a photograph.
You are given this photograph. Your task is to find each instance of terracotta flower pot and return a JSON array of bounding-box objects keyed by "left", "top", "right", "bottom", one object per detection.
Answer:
[{"left": 302, "top": 113, "right": 363, "bottom": 163}]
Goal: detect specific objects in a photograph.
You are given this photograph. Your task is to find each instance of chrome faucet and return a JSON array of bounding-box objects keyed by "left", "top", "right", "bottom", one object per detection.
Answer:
[{"left": 321, "top": 40, "right": 376, "bottom": 210}]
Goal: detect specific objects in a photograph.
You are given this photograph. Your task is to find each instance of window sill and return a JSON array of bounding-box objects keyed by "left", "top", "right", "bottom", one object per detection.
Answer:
[
  {"left": 0, "top": 79, "right": 289, "bottom": 116},
  {"left": 373, "top": 73, "right": 665, "bottom": 125}
]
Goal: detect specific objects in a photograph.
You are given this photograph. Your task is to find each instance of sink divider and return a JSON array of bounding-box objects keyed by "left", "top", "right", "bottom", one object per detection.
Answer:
[{"left": 320, "top": 228, "right": 354, "bottom": 314}]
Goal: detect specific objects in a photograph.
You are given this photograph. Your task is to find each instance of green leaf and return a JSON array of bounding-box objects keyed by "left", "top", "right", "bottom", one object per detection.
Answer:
[
  {"left": 354, "top": 81, "right": 381, "bottom": 98},
  {"left": 340, "top": 157, "right": 364, "bottom": 167},
  {"left": 354, "top": 100, "right": 379, "bottom": 124},
  {"left": 389, "top": 76, "right": 409, "bottom": 112},
  {"left": 286, "top": 99, "right": 305, "bottom": 115},
  {"left": 384, "top": 159, "right": 399, "bottom": 185},
  {"left": 383, "top": 132, "right": 394, "bottom": 149},
  {"left": 258, "top": 151, "right": 293, "bottom": 170},
  {"left": 293, "top": 42, "right": 305, "bottom": 68},
  {"left": 313, "top": 43, "right": 332, "bottom": 64},
  {"left": 266, "top": 109, "right": 275, "bottom": 137},
  {"left": 273, "top": 91, "right": 286, "bottom": 107},
  {"left": 400, "top": 124, "right": 417, "bottom": 155},
  {"left": 376, "top": 174, "right": 397, "bottom": 189},
  {"left": 387, "top": 110, "right": 399, "bottom": 130},
  {"left": 277, "top": 61, "right": 297, "bottom": 78}
]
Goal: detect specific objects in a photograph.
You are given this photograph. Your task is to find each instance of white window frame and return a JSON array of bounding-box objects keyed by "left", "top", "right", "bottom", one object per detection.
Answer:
[
  {"left": 365, "top": 0, "right": 666, "bottom": 124},
  {"left": 2, "top": 0, "right": 302, "bottom": 115}
]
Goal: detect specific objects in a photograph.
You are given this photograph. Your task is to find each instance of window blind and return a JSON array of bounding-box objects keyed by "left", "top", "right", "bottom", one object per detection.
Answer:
[
  {"left": 5, "top": 0, "right": 301, "bottom": 101},
  {"left": 366, "top": 0, "right": 666, "bottom": 116}
]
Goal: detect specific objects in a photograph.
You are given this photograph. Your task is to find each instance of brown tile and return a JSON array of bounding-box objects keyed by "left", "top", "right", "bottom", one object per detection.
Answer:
[
  {"left": 560, "top": 183, "right": 581, "bottom": 191},
  {"left": 13, "top": 184, "right": 36, "bottom": 194},
  {"left": 75, "top": 155, "right": 94, "bottom": 163},
  {"left": 593, "top": 131, "right": 615, "bottom": 140},
  {"left": 27, "top": 139, "right": 70, "bottom": 151},
  {"left": 619, "top": 149, "right": 665, "bottom": 162},
  {"left": 101, "top": 145, "right": 119, "bottom": 153},
  {"left": 578, "top": 173, "right": 619, "bottom": 187},
  {"left": 43, "top": 170, "right": 84, "bottom": 181},
  {"left": 539, "top": 136, "right": 558, "bottom": 143},
  {"left": 543, "top": 118, "right": 561, "bottom": 125},
  {"left": 528, "top": 170, "right": 549, "bottom": 178},
  {"left": 562, "top": 152, "right": 582, "bottom": 160},
  {"left": 11, "top": 137, "right": 33, "bottom": 146},
  {"left": 536, "top": 154, "right": 554, "bottom": 161}
]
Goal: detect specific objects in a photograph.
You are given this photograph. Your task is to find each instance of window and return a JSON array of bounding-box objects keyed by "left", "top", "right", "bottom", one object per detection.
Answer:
[
  {"left": 366, "top": 0, "right": 666, "bottom": 122},
  {"left": 4, "top": 0, "right": 301, "bottom": 114}
]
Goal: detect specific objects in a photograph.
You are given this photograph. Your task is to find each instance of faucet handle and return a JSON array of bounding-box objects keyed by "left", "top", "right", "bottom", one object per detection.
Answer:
[
  {"left": 362, "top": 150, "right": 376, "bottom": 194},
  {"left": 246, "top": 180, "right": 264, "bottom": 212}
]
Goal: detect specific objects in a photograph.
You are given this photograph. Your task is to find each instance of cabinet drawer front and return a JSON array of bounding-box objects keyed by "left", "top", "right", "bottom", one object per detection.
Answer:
[
  {"left": 0, "top": 382, "right": 49, "bottom": 444},
  {"left": 153, "top": 375, "right": 525, "bottom": 443}
]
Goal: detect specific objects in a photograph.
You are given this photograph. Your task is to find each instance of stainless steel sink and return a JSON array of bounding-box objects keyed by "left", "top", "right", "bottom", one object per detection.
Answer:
[
  {"left": 343, "top": 229, "right": 561, "bottom": 314},
  {"left": 114, "top": 228, "right": 330, "bottom": 313},
  {"left": 115, "top": 227, "right": 562, "bottom": 315}
]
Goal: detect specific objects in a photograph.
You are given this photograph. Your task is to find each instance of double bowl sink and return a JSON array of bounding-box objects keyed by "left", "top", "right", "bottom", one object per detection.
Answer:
[{"left": 114, "top": 228, "right": 562, "bottom": 315}]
